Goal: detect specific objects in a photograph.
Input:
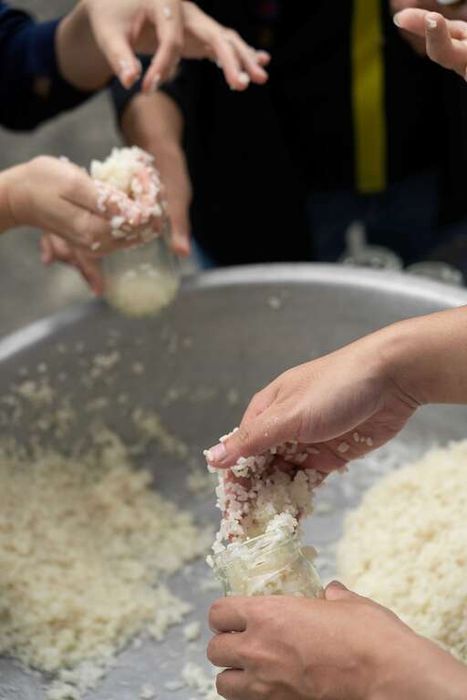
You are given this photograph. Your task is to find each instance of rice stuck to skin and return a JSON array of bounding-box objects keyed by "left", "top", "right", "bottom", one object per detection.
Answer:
[
  {"left": 90, "top": 146, "right": 165, "bottom": 242},
  {"left": 0, "top": 429, "right": 211, "bottom": 699},
  {"left": 206, "top": 438, "right": 323, "bottom": 554},
  {"left": 337, "top": 440, "right": 467, "bottom": 664}
]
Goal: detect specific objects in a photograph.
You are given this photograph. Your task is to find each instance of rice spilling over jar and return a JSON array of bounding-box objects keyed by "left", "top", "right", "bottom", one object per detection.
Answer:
[
  {"left": 337, "top": 440, "right": 467, "bottom": 664},
  {"left": 91, "top": 146, "right": 166, "bottom": 243},
  {"left": 204, "top": 434, "right": 324, "bottom": 597}
]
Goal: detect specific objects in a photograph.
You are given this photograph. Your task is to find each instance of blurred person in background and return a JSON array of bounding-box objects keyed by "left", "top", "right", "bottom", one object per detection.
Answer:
[
  {"left": 0, "top": 0, "right": 268, "bottom": 292},
  {"left": 111, "top": 0, "right": 467, "bottom": 275}
]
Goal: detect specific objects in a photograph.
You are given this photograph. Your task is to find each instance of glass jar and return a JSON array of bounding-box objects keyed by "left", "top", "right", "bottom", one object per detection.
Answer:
[
  {"left": 339, "top": 221, "right": 403, "bottom": 271},
  {"left": 103, "top": 222, "right": 180, "bottom": 318},
  {"left": 213, "top": 532, "right": 323, "bottom": 598},
  {"left": 405, "top": 261, "right": 464, "bottom": 287}
]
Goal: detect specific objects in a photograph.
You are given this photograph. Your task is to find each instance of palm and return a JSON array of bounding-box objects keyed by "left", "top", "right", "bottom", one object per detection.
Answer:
[{"left": 296, "top": 395, "right": 417, "bottom": 474}]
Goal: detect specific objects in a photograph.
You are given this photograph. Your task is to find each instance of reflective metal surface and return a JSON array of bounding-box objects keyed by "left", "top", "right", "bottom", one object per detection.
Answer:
[{"left": 1, "top": 264, "right": 467, "bottom": 699}]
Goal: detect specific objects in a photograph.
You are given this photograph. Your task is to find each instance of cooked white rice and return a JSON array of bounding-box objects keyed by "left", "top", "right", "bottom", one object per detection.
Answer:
[{"left": 337, "top": 440, "right": 467, "bottom": 663}]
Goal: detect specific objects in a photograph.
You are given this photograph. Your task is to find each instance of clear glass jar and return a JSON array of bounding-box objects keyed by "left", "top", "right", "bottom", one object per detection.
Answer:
[
  {"left": 405, "top": 261, "right": 464, "bottom": 287},
  {"left": 213, "top": 532, "right": 323, "bottom": 598},
  {"left": 339, "top": 221, "right": 403, "bottom": 271},
  {"left": 103, "top": 222, "right": 180, "bottom": 318}
]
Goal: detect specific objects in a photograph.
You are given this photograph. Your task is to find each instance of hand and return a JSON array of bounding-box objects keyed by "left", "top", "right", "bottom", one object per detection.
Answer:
[
  {"left": 131, "top": 0, "right": 271, "bottom": 91},
  {"left": 40, "top": 233, "right": 104, "bottom": 296},
  {"left": 206, "top": 307, "right": 467, "bottom": 471},
  {"left": 208, "top": 582, "right": 466, "bottom": 700},
  {"left": 59, "top": 0, "right": 270, "bottom": 92},
  {"left": 394, "top": 9, "right": 467, "bottom": 77},
  {"left": 175, "top": 2, "right": 270, "bottom": 92},
  {"left": 1, "top": 156, "right": 157, "bottom": 254},
  {"left": 121, "top": 91, "right": 192, "bottom": 256},
  {"left": 205, "top": 327, "right": 419, "bottom": 473}
]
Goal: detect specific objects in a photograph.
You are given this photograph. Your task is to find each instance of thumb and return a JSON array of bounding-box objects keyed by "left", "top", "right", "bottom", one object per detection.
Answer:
[{"left": 205, "top": 407, "right": 294, "bottom": 468}]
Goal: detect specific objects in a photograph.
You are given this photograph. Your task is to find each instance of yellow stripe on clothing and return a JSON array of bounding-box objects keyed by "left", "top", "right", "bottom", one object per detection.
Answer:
[{"left": 352, "top": 0, "right": 387, "bottom": 193}]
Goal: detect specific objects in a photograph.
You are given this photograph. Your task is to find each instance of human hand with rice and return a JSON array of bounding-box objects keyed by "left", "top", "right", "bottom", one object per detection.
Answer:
[
  {"left": 0, "top": 155, "right": 165, "bottom": 294},
  {"left": 206, "top": 307, "right": 467, "bottom": 474},
  {"left": 208, "top": 581, "right": 467, "bottom": 700}
]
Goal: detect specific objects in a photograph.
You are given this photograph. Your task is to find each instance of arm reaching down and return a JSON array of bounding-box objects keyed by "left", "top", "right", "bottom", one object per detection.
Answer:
[{"left": 206, "top": 306, "right": 467, "bottom": 473}]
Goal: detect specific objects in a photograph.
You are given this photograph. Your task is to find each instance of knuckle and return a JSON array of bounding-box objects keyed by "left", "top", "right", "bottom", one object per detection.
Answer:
[
  {"left": 31, "top": 154, "right": 52, "bottom": 170},
  {"left": 74, "top": 211, "right": 95, "bottom": 246},
  {"left": 250, "top": 680, "right": 270, "bottom": 699},
  {"left": 163, "top": 36, "right": 183, "bottom": 55},
  {"left": 62, "top": 169, "right": 85, "bottom": 200},
  {"left": 208, "top": 599, "right": 223, "bottom": 631},
  {"left": 206, "top": 636, "right": 219, "bottom": 664},
  {"left": 236, "top": 426, "right": 252, "bottom": 447},
  {"left": 215, "top": 671, "right": 230, "bottom": 696}
]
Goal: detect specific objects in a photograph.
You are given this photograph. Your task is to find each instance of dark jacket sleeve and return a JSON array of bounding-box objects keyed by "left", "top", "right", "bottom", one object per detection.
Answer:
[{"left": 0, "top": 2, "right": 94, "bottom": 130}]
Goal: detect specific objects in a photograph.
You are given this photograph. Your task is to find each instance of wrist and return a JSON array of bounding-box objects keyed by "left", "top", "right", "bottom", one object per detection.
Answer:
[
  {"left": 372, "top": 634, "right": 467, "bottom": 700},
  {"left": 375, "top": 307, "right": 467, "bottom": 406},
  {"left": 0, "top": 167, "right": 20, "bottom": 232}
]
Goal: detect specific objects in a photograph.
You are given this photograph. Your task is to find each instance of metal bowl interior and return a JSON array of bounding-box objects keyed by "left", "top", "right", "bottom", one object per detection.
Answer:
[{"left": 1, "top": 263, "right": 466, "bottom": 699}]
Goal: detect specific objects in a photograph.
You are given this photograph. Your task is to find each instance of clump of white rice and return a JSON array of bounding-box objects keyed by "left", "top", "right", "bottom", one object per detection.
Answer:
[
  {"left": 91, "top": 146, "right": 165, "bottom": 242},
  {"left": 337, "top": 440, "right": 467, "bottom": 663},
  {"left": 91, "top": 147, "right": 179, "bottom": 317},
  {"left": 206, "top": 438, "right": 324, "bottom": 554}
]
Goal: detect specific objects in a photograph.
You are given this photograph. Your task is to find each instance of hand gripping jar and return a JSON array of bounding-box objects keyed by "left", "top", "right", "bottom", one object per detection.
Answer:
[
  {"left": 213, "top": 528, "right": 323, "bottom": 598},
  {"left": 103, "top": 217, "right": 179, "bottom": 318}
]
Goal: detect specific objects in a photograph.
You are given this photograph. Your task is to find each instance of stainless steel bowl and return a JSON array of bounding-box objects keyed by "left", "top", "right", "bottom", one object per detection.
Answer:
[{"left": 1, "top": 264, "right": 466, "bottom": 699}]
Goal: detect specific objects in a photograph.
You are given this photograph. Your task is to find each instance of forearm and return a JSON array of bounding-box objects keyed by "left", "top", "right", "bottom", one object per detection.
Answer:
[
  {"left": 121, "top": 91, "right": 185, "bottom": 153},
  {"left": 375, "top": 634, "right": 467, "bottom": 700},
  {"left": 55, "top": 3, "right": 111, "bottom": 91},
  {"left": 379, "top": 306, "right": 467, "bottom": 405}
]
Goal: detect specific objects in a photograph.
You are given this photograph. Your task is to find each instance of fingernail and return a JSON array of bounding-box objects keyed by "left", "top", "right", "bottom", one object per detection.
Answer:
[
  {"left": 206, "top": 443, "right": 227, "bottom": 463},
  {"left": 427, "top": 14, "right": 437, "bottom": 30},
  {"left": 238, "top": 71, "right": 250, "bottom": 87},
  {"left": 119, "top": 59, "right": 136, "bottom": 88},
  {"left": 393, "top": 13, "right": 401, "bottom": 28}
]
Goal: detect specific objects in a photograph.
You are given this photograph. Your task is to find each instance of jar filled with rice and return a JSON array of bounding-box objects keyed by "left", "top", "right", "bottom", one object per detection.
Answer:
[{"left": 91, "top": 147, "right": 180, "bottom": 317}]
